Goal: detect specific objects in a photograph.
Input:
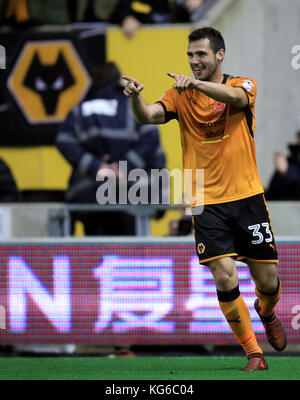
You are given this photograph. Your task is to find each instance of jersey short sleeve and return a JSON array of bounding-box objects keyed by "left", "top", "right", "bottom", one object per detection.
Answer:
[
  {"left": 156, "top": 88, "right": 178, "bottom": 123},
  {"left": 229, "top": 77, "right": 257, "bottom": 107}
]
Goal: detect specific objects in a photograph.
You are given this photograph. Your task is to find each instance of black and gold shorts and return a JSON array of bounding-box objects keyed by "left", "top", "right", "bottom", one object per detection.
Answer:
[{"left": 193, "top": 194, "right": 279, "bottom": 265}]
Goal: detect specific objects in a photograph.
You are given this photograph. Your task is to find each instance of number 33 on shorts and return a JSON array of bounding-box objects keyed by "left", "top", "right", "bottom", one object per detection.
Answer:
[{"left": 248, "top": 223, "right": 273, "bottom": 245}]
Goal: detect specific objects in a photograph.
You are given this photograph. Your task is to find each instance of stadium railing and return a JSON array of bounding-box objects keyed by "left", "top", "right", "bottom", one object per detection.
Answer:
[{"left": 49, "top": 204, "right": 185, "bottom": 237}]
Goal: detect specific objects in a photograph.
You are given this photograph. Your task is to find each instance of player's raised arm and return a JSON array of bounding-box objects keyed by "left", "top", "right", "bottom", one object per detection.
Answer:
[
  {"left": 122, "top": 76, "right": 165, "bottom": 125},
  {"left": 167, "top": 72, "right": 248, "bottom": 108}
]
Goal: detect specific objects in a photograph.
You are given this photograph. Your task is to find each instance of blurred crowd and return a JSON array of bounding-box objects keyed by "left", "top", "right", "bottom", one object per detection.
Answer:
[{"left": 0, "top": 0, "right": 212, "bottom": 37}]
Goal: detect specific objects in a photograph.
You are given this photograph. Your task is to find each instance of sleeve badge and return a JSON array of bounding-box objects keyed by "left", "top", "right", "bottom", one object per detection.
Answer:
[{"left": 242, "top": 79, "right": 254, "bottom": 92}]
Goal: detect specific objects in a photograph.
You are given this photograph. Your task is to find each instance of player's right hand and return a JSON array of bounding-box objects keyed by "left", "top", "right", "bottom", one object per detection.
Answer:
[{"left": 122, "top": 76, "right": 144, "bottom": 97}]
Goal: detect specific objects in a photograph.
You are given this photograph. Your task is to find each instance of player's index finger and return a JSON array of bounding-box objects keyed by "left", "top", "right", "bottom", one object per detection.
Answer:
[
  {"left": 167, "top": 72, "right": 178, "bottom": 79},
  {"left": 121, "top": 75, "right": 134, "bottom": 82}
]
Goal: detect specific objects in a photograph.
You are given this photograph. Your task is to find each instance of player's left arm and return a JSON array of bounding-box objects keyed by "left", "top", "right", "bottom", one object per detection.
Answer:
[{"left": 167, "top": 72, "right": 249, "bottom": 108}]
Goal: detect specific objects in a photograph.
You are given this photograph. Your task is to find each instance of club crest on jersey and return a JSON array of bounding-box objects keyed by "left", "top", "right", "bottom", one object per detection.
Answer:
[
  {"left": 214, "top": 101, "right": 226, "bottom": 111},
  {"left": 242, "top": 79, "right": 254, "bottom": 92}
]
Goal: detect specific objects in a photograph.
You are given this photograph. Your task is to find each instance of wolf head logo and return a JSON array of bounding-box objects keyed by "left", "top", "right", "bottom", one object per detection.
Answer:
[{"left": 23, "top": 51, "right": 75, "bottom": 115}]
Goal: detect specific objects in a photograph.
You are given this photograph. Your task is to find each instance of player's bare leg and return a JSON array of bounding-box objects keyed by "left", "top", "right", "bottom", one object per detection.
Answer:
[
  {"left": 247, "top": 261, "right": 287, "bottom": 351},
  {"left": 206, "top": 257, "right": 268, "bottom": 370},
  {"left": 206, "top": 256, "right": 239, "bottom": 291}
]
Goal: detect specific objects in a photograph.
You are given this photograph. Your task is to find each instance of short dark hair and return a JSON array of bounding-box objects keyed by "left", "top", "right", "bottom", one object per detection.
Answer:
[{"left": 188, "top": 27, "right": 225, "bottom": 54}]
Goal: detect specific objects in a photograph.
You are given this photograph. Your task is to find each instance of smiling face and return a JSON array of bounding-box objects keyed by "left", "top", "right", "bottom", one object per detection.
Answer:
[{"left": 187, "top": 38, "right": 224, "bottom": 82}]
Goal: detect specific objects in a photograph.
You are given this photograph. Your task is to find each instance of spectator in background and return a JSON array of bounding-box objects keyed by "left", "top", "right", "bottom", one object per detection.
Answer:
[
  {"left": 171, "top": 0, "right": 209, "bottom": 23},
  {"left": 0, "top": 158, "right": 20, "bottom": 202},
  {"left": 110, "top": 0, "right": 174, "bottom": 38},
  {"left": 0, "top": 0, "right": 73, "bottom": 26},
  {"left": 265, "top": 117, "right": 300, "bottom": 200},
  {"left": 56, "top": 61, "right": 166, "bottom": 235},
  {"left": 73, "top": 0, "right": 119, "bottom": 23},
  {"left": 168, "top": 214, "right": 193, "bottom": 236}
]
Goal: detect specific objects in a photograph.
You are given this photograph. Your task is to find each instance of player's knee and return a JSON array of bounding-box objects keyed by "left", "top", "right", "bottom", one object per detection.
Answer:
[
  {"left": 256, "top": 270, "right": 279, "bottom": 294},
  {"left": 215, "top": 272, "right": 236, "bottom": 291},
  {"left": 206, "top": 258, "right": 237, "bottom": 291},
  {"left": 257, "top": 278, "right": 278, "bottom": 294}
]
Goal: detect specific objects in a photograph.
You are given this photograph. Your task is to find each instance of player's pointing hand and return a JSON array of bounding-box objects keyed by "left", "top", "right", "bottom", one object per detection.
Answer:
[
  {"left": 122, "top": 76, "right": 144, "bottom": 97},
  {"left": 167, "top": 72, "right": 195, "bottom": 94}
]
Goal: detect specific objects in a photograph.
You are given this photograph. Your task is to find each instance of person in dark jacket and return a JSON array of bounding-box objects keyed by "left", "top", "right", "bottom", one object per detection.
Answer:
[
  {"left": 265, "top": 121, "right": 300, "bottom": 200},
  {"left": 110, "top": 0, "right": 173, "bottom": 38},
  {"left": 56, "top": 62, "right": 166, "bottom": 235}
]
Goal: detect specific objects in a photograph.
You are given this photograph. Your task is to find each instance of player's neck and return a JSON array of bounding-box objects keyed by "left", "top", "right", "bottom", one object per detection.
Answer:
[{"left": 209, "top": 70, "right": 223, "bottom": 84}]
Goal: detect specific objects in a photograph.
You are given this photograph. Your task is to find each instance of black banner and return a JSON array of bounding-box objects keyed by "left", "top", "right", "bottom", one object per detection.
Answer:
[{"left": 0, "top": 25, "right": 106, "bottom": 146}]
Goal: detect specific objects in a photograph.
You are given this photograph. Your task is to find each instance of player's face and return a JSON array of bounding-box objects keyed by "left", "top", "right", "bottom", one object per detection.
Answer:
[{"left": 187, "top": 38, "right": 220, "bottom": 81}]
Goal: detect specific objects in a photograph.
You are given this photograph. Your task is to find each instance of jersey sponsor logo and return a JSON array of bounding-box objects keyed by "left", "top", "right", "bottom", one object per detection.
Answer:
[
  {"left": 214, "top": 101, "right": 226, "bottom": 111},
  {"left": 205, "top": 128, "right": 225, "bottom": 139},
  {"left": 242, "top": 79, "right": 254, "bottom": 92},
  {"left": 199, "top": 119, "right": 225, "bottom": 129},
  {"left": 7, "top": 40, "right": 91, "bottom": 124}
]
